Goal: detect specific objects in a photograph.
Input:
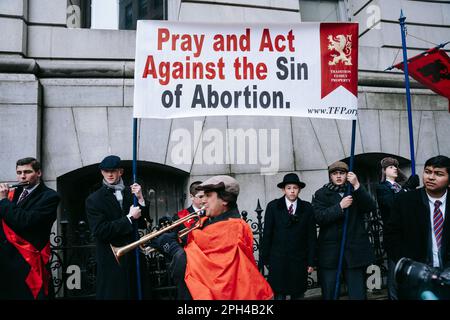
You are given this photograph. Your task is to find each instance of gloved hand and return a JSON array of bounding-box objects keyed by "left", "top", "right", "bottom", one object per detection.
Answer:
[
  {"left": 158, "top": 216, "right": 171, "bottom": 226},
  {"left": 150, "top": 231, "right": 183, "bottom": 259},
  {"left": 404, "top": 174, "right": 420, "bottom": 190}
]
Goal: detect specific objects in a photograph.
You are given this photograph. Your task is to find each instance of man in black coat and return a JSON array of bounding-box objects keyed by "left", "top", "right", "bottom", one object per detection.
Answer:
[
  {"left": 312, "top": 161, "right": 377, "bottom": 300},
  {"left": 261, "top": 173, "right": 317, "bottom": 300},
  {"left": 0, "top": 157, "right": 60, "bottom": 300},
  {"left": 375, "top": 156, "right": 419, "bottom": 299},
  {"left": 86, "top": 155, "right": 149, "bottom": 300},
  {"left": 384, "top": 155, "right": 450, "bottom": 299}
]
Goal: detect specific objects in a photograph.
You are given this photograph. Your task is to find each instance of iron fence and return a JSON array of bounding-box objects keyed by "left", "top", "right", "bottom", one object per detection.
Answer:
[{"left": 50, "top": 199, "right": 387, "bottom": 299}]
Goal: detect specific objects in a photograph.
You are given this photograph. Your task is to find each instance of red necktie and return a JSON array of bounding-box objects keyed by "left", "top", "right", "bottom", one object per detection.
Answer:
[
  {"left": 433, "top": 200, "right": 444, "bottom": 249},
  {"left": 288, "top": 203, "right": 294, "bottom": 215},
  {"left": 17, "top": 189, "right": 29, "bottom": 203},
  {"left": 392, "top": 182, "right": 402, "bottom": 193}
]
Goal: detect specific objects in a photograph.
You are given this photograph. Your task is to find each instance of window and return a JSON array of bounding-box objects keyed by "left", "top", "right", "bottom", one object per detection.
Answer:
[
  {"left": 299, "top": 0, "right": 346, "bottom": 22},
  {"left": 124, "top": 3, "right": 133, "bottom": 29},
  {"left": 138, "top": 0, "right": 148, "bottom": 18},
  {"left": 118, "top": 0, "right": 167, "bottom": 30}
]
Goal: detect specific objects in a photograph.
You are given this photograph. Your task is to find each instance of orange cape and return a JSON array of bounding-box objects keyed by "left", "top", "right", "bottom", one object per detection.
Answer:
[{"left": 184, "top": 218, "right": 273, "bottom": 300}]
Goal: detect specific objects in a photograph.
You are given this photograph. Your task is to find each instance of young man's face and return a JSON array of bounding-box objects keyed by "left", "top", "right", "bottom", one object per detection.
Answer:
[
  {"left": 202, "top": 191, "right": 226, "bottom": 218},
  {"left": 101, "top": 169, "right": 123, "bottom": 185},
  {"left": 330, "top": 170, "right": 347, "bottom": 186},
  {"left": 16, "top": 164, "right": 41, "bottom": 187},
  {"left": 385, "top": 165, "right": 398, "bottom": 180},
  {"left": 283, "top": 184, "right": 300, "bottom": 202},
  {"left": 190, "top": 190, "right": 204, "bottom": 208},
  {"left": 423, "top": 166, "right": 449, "bottom": 194}
]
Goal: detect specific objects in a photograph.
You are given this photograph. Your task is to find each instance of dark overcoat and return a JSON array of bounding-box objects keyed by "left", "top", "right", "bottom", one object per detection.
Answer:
[
  {"left": 312, "top": 185, "right": 376, "bottom": 269},
  {"left": 261, "top": 197, "right": 317, "bottom": 295},
  {"left": 85, "top": 185, "right": 148, "bottom": 300},
  {"left": 384, "top": 187, "right": 450, "bottom": 268},
  {"left": 0, "top": 183, "right": 60, "bottom": 299}
]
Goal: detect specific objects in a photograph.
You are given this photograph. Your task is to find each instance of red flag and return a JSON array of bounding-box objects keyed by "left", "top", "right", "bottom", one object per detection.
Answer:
[
  {"left": 394, "top": 48, "right": 450, "bottom": 112},
  {"left": 320, "top": 23, "right": 359, "bottom": 98}
]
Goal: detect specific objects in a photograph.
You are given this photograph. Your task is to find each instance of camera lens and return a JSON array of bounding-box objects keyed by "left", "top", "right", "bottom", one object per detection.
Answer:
[{"left": 394, "top": 257, "right": 440, "bottom": 299}]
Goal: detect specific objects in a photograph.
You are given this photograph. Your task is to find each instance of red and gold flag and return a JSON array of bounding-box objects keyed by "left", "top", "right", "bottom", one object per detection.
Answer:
[{"left": 395, "top": 48, "right": 450, "bottom": 112}]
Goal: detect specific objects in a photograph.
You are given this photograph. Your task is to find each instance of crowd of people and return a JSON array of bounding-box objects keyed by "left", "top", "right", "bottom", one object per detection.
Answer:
[{"left": 0, "top": 154, "right": 448, "bottom": 300}]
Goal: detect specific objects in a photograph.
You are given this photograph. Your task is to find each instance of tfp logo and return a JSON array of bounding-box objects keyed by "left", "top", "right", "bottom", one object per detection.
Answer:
[{"left": 327, "top": 34, "right": 353, "bottom": 66}]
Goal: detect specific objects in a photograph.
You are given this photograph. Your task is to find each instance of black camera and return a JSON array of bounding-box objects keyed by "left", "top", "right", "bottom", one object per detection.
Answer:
[{"left": 394, "top": 257, "right": 450, "bottom": 300}]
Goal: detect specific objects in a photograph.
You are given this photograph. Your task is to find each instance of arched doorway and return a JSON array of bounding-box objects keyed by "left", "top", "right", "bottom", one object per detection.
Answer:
[
  {"left": 53, "top": 161, "right": 189, "bottom": 299},
  {"left": 340, "top": 153, "right": 412, "bottom": 197}
]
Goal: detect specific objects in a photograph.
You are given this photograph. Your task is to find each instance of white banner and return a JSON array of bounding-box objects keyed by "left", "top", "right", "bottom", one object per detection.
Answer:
[{"left": 134, "top": 21, "right": 358, "bottom": 120}]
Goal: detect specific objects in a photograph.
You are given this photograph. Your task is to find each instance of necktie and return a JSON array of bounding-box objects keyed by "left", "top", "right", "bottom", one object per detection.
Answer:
[
  {"left": 433, "top": 200, "right": 444, "bottom": 249},
  {"left": 17, "top": 189, "right": 29, "bottom": 203},
  {"left": 288, "top": 203, "right": 294, "bottom": 215},
  {"left": 392, "top": 182, "right": 402, "bottom": 193}
]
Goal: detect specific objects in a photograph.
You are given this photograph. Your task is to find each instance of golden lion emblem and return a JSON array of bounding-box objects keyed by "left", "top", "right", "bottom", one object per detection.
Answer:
[{"left": 327, "top": 34, "right": 352, "bottom": 66}]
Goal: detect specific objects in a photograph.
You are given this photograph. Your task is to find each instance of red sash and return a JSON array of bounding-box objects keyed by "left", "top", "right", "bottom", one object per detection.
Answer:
[
  {"left": 2, "top": 189, "right": 51, "bottom": 299},
  {"left": 177, "top": 208, "right": 196, "bottom": 229}
]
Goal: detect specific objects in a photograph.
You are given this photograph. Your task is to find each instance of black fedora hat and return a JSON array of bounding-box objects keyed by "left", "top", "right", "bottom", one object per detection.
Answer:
[{"left": 277, "top": 173, "right": 306, "bottom": 189}]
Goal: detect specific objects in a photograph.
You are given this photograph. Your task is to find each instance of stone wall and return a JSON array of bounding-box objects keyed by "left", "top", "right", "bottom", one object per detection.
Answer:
[{"left": 1, "top": 0, "right": 449, "bottom": 215}]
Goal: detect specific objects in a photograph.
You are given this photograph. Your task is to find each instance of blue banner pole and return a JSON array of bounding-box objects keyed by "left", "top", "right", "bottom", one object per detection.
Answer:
[
  {"left": 132, "top": 117, "right": 143, "bottom": 300},
  {"left": 399, "top": 10, "right": 416, "bottom": 175},
  {"left": 333, "top": 119, "right": 357, "bottom": 300}
]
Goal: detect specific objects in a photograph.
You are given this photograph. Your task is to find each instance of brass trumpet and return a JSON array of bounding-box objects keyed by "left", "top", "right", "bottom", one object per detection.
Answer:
[{"left": 110, "top": 207, "right": 206, "bottom": 263}]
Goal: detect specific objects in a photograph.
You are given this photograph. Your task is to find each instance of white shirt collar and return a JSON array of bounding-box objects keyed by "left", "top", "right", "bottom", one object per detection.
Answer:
[
  {"left": 426, "top": 190, "right": 447, "bottom": 206},
  {"left": 24, "top": 183, "right": 40, "bottom": 194},
  {"left": 285, "top": 197, "right": 298, "bottom": 212},
  {"left": 386, "top": 178, "right": 396, "bottom": 185}
]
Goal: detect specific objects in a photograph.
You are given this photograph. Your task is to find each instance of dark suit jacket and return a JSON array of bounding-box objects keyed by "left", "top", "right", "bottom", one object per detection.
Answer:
[
  {"left": 384, "top": 187, "right": 450, "bottom": 268},
  {"left": 312, "top": 185, "right": 376, "bottom": 269},
  {"left": 85, "top": 185, "right": 149, "bottom": 300},
  {"left": 376, "top": 181, "right": 407, "bottom": 225},
  {"left": 0, "top": 183, "right": 60, "bottom": 299},
  {"left": 261, "top": 197, "right": 317, "bottom": 294}
]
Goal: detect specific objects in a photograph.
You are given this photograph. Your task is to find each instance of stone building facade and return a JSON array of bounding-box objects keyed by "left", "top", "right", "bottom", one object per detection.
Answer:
[{"left": 0, "top": 0, "right": 449, "bottom": 297}]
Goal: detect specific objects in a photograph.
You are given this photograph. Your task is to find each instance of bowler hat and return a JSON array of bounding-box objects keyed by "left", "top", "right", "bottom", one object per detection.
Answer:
[
  {"left": 277, "top": 173, "right": 306, "bottom": 189},
  {"left": 99, "top": 155, "right": 122, "bottom": 170}
]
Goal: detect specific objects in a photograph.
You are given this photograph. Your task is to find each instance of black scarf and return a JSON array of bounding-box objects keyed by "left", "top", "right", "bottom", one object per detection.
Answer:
[{"left": 324, "top": 182, "right": 348, "bottom": 193}]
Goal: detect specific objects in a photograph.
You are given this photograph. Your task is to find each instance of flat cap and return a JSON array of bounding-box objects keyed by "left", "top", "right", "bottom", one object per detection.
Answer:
[
  {"left": 99, "top": 155, "right": 122, "bottom": 170},
  {"left": 328, "top": 161, "right": 349, "bottom": 174},
  {"left": 196, "top": 175, "right": 239, "bottom": 197}
]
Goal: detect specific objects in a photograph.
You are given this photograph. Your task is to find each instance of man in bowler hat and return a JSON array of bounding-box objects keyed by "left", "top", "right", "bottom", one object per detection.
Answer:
[
  {"left": 261, "top": 173, "right": 317, "bottom": 300},
  {"left": 85, "top": 155, "right": 149, "bottom": 299}
]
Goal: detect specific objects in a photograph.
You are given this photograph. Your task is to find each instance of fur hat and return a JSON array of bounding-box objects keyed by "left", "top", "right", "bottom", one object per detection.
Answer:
[
  {"left": 381, "top": 157, "right": 399, "bottom": 169},
  {"left": 380, "top": 157, "right": 407, "bottom": 183}
]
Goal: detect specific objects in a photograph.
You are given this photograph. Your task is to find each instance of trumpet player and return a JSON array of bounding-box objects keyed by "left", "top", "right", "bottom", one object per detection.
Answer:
[
  {"left": 150, "top": 175, "right": 273, "bottom": 300},
  {"left": 0, "top": 157, "right": 60, "bottom": 300},
  {"left": 85, "top": 155, "right": 149, "bottom": 300}
]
